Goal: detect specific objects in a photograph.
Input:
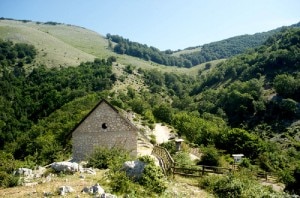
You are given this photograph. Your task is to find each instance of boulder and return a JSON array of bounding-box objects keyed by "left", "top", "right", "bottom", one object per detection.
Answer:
[
  {"left": 43, "top": 191, "right": 53, "bottom": 197},
  {"left": 122, "top": 160, "right": 145, "bottom": 180},
  {"left": 80, "top": 167, "right": 96, "bottom": 175},
  {"left": 82, "top": 183, "right": 104, "bottom": 195},
  {"left": 58, "top": 186, "right": 74, "bottom": 196},
  {"left": 33, "top": 166, "right": 47, "bottom": 178},
  {"left": 81, "top": 186, "right": 91, "bottom": 194},
  {"left": 90, "top": 183, "right": 105, "bottom": 195},
  {"left": 51, "top": 162, "right": 81, "bottom": 173},
  {"left": 101, "top": 193, "right": 117, "bottom": 198},
  {"left": 15, "top": 168, "right": 33, "bottom": 177}
]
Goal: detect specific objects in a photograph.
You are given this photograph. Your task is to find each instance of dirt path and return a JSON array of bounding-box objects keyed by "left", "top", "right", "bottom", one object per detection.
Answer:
[{"left": 153, "top": 123, "right": 171, "bottom": 144}]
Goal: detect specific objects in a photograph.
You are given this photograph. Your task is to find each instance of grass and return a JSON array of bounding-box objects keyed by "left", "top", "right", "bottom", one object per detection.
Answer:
[
  {"left": 0, "top": 19, "right": 223, "bottom": 77},
  {"left": 0, "top": 20, "right": 95, "bottom": 68},
  {"left": 171, "top": 46, "right": 202, "bottom": 57},
  {"left": 0, "top": 169, "right": 213, "bottom": 198}
]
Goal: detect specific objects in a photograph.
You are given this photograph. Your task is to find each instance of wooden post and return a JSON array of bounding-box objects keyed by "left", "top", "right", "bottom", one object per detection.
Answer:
[{"left": 202, "top": 166, "right": 205, "bottom": 175}]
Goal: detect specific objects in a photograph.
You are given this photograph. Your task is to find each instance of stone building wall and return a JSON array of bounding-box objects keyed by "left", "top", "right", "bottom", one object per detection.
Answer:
[{"left": 72, "top": 100, "right": 138, "bottom": 161}]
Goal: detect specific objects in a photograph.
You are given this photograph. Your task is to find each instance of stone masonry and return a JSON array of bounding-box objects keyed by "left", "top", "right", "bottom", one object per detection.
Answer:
[{"left": 72, "top": 99, "right": 138, "bottom": 161}]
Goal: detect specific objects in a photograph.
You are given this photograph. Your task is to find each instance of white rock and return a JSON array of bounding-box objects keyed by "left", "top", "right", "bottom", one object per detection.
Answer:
[
  {"left": 90, "top": 183, "right": 105, "bottom": 195},
  {"left": 58, "top": 186, "right": 75, "bottom": 195},
  {"left": 51, "top": 162, "right": 81, "bottom": 173},
  {"left": 122, "top": 160, "right": 145, "bottom": 180},
  {"left": 15, "top": 168, "right": 33, "bottom": 177}
]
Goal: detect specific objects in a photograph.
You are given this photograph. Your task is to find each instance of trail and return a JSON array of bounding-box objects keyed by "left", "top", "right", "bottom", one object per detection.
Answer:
[{"left": 153, "top": 123, "right": 171, "bottom": 144}]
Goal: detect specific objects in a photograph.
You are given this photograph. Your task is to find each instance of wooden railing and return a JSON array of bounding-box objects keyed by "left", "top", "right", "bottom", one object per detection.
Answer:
[
  {"left": 173, "top": 164, "right": 232, "bottom": 177},
  {"left": 152, "top": 145, "right": 235, "bottom": 177},
  {"left": 151, "top": 146, "right": 174, "bottom": 175}
]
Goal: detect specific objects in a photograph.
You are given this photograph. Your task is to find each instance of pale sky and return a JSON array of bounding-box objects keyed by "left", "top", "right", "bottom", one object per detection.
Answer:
[{"left": 1, "top": 0, "right": 299, "bottom": 50}]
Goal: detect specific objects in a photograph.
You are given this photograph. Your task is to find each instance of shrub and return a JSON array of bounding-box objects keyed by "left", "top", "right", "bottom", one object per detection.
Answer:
[
  {"left": 149, "top": 134, "right": 156, "bottom": 145},
  {"left": 198, "top": 145, "right": 221, "bottom": 167},
  {"left": 173, "top": 151, "right": 195, "bottom": 167},
  {"left": 108, "top": 170, "right": 133, "bottom": 194},
  {"left": 285, "top": 166, "right": 300, "bottom": 195},
  {"left": 107, "top": 155, "right": 167, "bottom": 196},
  {"left": 87, "top": 147, "right": 131, "bottom": 169},
  {"left": 160, "top": 141, "right": 176, "bottom": 155},
  {"left": 199, "top": 171, "right": 287, "bottom": 197},
  {"left": 138, "top": 156, "right": 167, "bottom": 194},
  {"left": 0, "top": 171, "right": 19, "bottom": 187},
  {"left": 239, "top": 158, "right": 251, "bottom": 168}
]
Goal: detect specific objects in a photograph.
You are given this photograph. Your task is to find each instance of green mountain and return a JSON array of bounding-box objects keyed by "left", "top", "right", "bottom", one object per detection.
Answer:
[
  {"left": 178, "top": 22, "right": 300, "bottom": 64},
  {"left": 107, "top": 22, "right": 300, "bottom": 67},
  {"left": 192, "top": 27, "right": 300, "bottom": 129},
  {"left": 0, "top": 18, "right": 185, "bottom": 72},
  {"left": 0, "top": 18, "right": 300, "bottom": 195}
]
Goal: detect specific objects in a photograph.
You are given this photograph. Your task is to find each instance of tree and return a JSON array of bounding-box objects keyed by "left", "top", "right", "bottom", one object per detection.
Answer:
[
  {"left": 198, "top": 145, "right": 221, "bottom": 166},
  {"left": 274, "top": 74, "right": 299, "bottom": 99},
  {"left": 153, "top": 104, "right": 172, "bottom": 124}
]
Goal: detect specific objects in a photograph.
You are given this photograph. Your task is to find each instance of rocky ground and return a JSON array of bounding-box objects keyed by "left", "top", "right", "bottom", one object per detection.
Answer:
[{"left": 0, "top": 169, "right": 211, "bottom": 198}]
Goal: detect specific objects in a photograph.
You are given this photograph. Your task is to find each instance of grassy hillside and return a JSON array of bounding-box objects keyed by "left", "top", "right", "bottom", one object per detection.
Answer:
[
  {"left": 0, "top": 19, "right": 197, "bottom": 75},
  {"left": 171, "top": 46, "right": 201, "bottom": 57},
  {"left": 0, "top": 20, "right": 96, "bottom": 67}
]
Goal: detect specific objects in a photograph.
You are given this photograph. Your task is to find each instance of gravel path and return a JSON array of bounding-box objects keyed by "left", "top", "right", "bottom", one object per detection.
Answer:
[{"left": 153, "top": 123, "right": 171, "bottom": 144}]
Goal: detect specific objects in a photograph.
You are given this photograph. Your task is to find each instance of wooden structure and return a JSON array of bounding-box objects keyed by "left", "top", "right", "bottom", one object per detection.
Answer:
[
  {"left": 152, "top": 146, "right": 174, "bottom": 175},
  {"left": 152, "top": 145, "right": 232, "bottom": 177}
]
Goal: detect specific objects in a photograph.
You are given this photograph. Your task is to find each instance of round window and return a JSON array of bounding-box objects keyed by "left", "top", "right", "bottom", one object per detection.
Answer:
[{"left": 102, "top": 123, "right": 107, "bottom": 129}]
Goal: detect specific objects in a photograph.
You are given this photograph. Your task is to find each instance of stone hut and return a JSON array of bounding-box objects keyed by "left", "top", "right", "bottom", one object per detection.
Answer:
[{"left": 71, "top": 99, "right": 138, "bottom": 161}]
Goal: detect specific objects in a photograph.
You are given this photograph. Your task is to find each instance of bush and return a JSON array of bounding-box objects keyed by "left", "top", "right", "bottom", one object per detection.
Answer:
[
  {"left": 87, "top": 147, "right": 131, "bottom": 169},
  {"left": 160, "top": 141, "right": 176, "bottom": 155},
  {"left": 107, "top": 155, "right": 167, "bottom": 196},
  {"left": 285, "top": 166, "right": 300, "bottom": 195},
  {"left": 149, "top": 134, "right": 157, "bottom": 145},
  {"left": 198, "top": 145, "right": 221, "bottom": 167},
  {"left": 0, "top": 171, "right": 19, "bottom": 187},
  {"left": 173, "top": 151, "right": 195, "bottom": 167},
  {"left": 108, "top": 170, "right": 133, "bottom": 194},
  {"left": 138, "top": 156, "right": 167, "bottom": 194},
  {"left": 199, "top": 171, "right": 286, "bottom": 197}
]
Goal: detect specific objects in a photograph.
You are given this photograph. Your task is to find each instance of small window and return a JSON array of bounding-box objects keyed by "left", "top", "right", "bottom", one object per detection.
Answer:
[{"left": 102, "top": 123, "right": 108, "bottom": 129}]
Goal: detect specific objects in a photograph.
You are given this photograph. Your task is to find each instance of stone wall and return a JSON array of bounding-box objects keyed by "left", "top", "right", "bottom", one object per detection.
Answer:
[{"left": 72, "top": 101, "right": 138, "bottom": 161}]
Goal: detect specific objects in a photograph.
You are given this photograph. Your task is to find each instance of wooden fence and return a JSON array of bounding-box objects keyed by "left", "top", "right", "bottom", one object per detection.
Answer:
[
  {"left": 152, "top": 146, "right": 271, "bottom": 179},
  {"left": 151, "top": 146, "right": 174, "bottom": 175},
  {"left": 152, "top": 146, "right": 232, "bottom": 177},
  {"left": 173, "top": 164, "right": 232, "bottom": 177}
]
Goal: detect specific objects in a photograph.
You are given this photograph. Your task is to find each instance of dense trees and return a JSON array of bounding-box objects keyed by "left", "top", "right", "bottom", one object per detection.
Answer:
[
  {"left": 180, "top": 32, "right": 277, "bottom": 65},
  {"left": 0, "top": 39, "right": 116, "bottom": 161},
  {"left": 107, "top": 34, "right": 193, "bottom": 67},
  {"left": 192, "top": 27, "right": 300, "bottom": 129},
  {"left": 274, "top": 74, "right": 300, "bottom": 101},
  {"left": 108, "top": 22, "right": 300, "bottom": 67}
]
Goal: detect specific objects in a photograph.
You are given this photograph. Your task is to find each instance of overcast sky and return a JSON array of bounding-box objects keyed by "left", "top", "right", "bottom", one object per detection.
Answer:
[{"left": 1, "top": 0, "right": 299, "bottom": 50}]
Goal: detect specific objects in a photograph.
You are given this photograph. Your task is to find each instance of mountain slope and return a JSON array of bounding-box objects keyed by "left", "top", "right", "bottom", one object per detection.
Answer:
[
  {"left": 192, "top": 27, "right": 300, "bottom": 130},
  {"left": 0, "top": 20, "right": 96, "bottom": 67},
  {"left": 178, "top": 22, "right": 300, "bottom": 65},
  {"left": 0, "top": 19, "right": 191, "bottom": 73}
]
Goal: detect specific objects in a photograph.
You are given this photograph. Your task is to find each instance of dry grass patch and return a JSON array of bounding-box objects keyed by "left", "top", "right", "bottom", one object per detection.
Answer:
[{"left": 0, "top": 170, "right": 108, "bottom": 198}]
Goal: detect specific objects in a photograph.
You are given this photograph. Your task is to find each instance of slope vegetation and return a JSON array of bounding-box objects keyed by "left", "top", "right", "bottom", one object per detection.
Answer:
[
  {"left": 179, "top": 22, "right": 300, "bottom": 65},
  {"left": 0, "top": 20, "right": 96, "bottom": 67}
]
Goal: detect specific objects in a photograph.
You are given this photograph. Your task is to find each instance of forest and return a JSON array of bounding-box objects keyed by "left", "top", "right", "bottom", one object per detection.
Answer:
[
  {"left": 0, "top": 24, "right": 300, "bottom": 196},
  {"left": 107, "top": 22, "right": 300, "bottom": 67}
]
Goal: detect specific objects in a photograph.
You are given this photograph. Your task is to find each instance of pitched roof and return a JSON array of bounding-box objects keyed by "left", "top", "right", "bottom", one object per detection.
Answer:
[{"left": 66, "top": 98, "right": 138, "bottom": 139}]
